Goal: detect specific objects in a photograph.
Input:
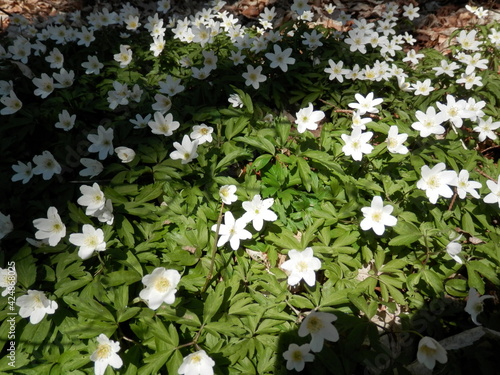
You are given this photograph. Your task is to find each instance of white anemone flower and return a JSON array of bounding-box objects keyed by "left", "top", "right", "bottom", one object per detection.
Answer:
[
  {"left": 33, "top": 206, "right": 66, "bottom": 246},
  {"left": 298, "top": 311, "right": 339, "bottom": 352},
  {"left": 32, "top": 151, "right": 61, "bottom": 180},
  {"left": 219, "top": 185, "right": 238, "bottom": 205},
  {"left": 241, "top": 194, "right": 278, "bottom": 231},
  {"left": 211, "top": 211, "right": 251, "bottom": 250},
  {"left": 295, "top": 103, "right": 325, "bottom": 133},
  {"left": 77, "top": 183, "right": 106, "bottom": 215},
  {"left": 360, "top": 196, "right": 397, "bottom": 236},
  {"left": 283, "top": 343, "right": 314, "bottom": 372},
  {"left": 417, "top": 336, "right": 447, "bottom": 370},
  {"left": 69, "top": 224, "right": 106, "bottom": 260},
  {"left": 139, "top": 267, "right": 181, "bottom": 310},
  {"left": 178, "top": 350, "right": 215, "bottom": 375},
  {"left": 465, "top": 287, "right": 494, "bottom": 325},
  {"left": 170, "top": 135, "right": 199, "bottom": 164},
  {"left": 114, "top": 146, "right": 135, "bottom": 163},
  {"left": 416, "top": 163, "right": 458, "bottom": 204},
  {"left": 90, "top": 334, "right": 123, "bottom": 375},
  {"left": 281, "top": 247, "right": 321, "bottom": 286},
  {"left": 16, "top": 290, "right": 58, "bottom": 324}
]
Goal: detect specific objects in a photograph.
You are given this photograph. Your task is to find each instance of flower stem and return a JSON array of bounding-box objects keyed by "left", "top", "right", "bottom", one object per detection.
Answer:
[{"left": 201, "top": 202, "right": 225, "bottom": 294}]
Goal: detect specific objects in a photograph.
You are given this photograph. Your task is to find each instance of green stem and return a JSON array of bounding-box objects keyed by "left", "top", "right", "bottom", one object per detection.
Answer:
[{"left": 201, "top": 202, "right": 225, "bottom": 294}]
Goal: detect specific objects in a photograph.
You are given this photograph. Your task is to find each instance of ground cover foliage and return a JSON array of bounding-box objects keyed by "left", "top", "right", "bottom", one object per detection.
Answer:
[{"left": 0, "top": 0, "right": 500, "bottom": 374}]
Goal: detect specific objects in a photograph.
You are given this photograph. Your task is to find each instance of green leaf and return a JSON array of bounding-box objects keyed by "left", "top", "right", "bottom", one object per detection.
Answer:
[
  {"left": 215, "top": 149, "right": 252, "bottom": 171},
  {"left": 421, "top": 269, "right": 444, "bottom": 294},
  {"left": 225, "top": 116, "right": 249, "bottom": 140},
  {"left": 134, "top": 183, "right": 164, "bottom": 203},
  {"left": 249, "top": 154, "right": 273, "bottom": 172},
  {"left": 348, "top": 292, "right": 370, "bottom": 316},
  {"left": 233, "top": 135, "right": 275, "bottom": 155},
  {"left": 296, "top": 157, "right": 312, "bottom": 192},
  {"left": 116, "top": 215, "right": 135, "bottom": 248},
  {"left": 389, "top": 233, "right": 422, "bottom": 246},
  {"left": 203, "top": 282, "right": 226, "bottom": 323}
]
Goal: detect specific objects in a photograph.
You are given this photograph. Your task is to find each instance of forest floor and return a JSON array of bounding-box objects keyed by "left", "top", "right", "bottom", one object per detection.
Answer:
[{"left": 1, "top": 0, "right": 500, "bottom": 54}]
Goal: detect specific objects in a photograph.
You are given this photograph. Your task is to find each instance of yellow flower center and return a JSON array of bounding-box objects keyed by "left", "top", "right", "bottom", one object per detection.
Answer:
[
  {"left": 154, "top": 277, "right": 171, "bottom": 292},
  {"left": 292, "top": 350, "right": 303, "bottom": 361},
  {"left": 306, "top": 316, "right": 323, "bottom": 333},
  {"left": 191, "top": 354, "right": 202, "bottom": 363},
  {"left": 95, "top": 344, "right": 112, "bottom": 360}
]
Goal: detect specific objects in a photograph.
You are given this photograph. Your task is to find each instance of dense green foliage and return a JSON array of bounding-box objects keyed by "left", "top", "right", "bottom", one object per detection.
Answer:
[{"left": 0, "top": 1, "right": 499, "bottom": 374}]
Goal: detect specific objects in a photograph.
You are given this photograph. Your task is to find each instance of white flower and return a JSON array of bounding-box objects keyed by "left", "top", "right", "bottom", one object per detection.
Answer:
[
  {"left": 446, "top": 234, "right": 463, "bottom": 264},
  {"left": 241, "top": 195, "right": 278, "bottom": 231},
  {"left": 32, "top": 151, "right": 61, "bottom": 180},
  {"left": 228, "top": 93, "right": 243, "bottom": 108},
  {"left": 417, "top": 336, "right": 447, "bottom": 370},
  {"left": 159, "top": 75, "right": 185, "bottom": 97},
  {"left": 0, "top": 211, "right": 13, "bottom": 240},
  {"left": 69, "top": 224, "right": 106, "bottom": 260},
  {"left": 456, "top": 29, "right": 482, "bottom": 51},
  {"left": 385, "top": 125, "right": 408, "bottom": 154},
  {"left": 148, "top": 112, "right": 180, "bottom": 136},
  {"left": 94, "top": 199, "right": 114, "bottom": 225},
  {"left": 298, "top": 311, "right": 339, "bottom": 352},
  {"left": 219, "top": 185, "right": 238, "bottom": 205},
  {"left": 79, "top": 158, "right": 103, "bottom": 178},
  {"left": 77, "top": 183, "right": 106, "bottom": 215},
  {"left": 113, "top": 44, "right": 132, "bottom": 67},
  {"left": 170, "top": 135, "right": 199, "bottom": 164},
  {"left": 211, "top": 211, "right": 251, "bottom": 250},
  {"left": 416, "top": 163, "right": 458, "bottom": 204},
  {"left": 53, "top": 68, "right": 75, "bottom": 88},
  {"left": 411, "top": 78, "right": 434, "bottom": 96},
  {"left": 178, "top": 350, "right": 215, "bottom": 375},
  {"left": 11, "top": 160, "right": 33, "bottom": 184},
  {"left": 473, "top": 117, "right": 500, "bottom": 142},
  {"left": 114, "top": 146, "right": 135, "bottom": 163},
  {"left": 411, "top": 106, "right": 447, "bottom": 138},
  {"left": 281, "top": 247, "right": 321, "bottom": 287},
  {"left": 341, "top": 127, "right": 374, "bottom": 161},
  {"left": 351, "top": 111, "right": 372, "bottom": 130},
  {"left": 87, "top": 125, "right": 114, "bottom": 160},
  {"left": 82, "top": 55, "right": 103, "bottom": 74},
  {"left": 55, "top": 109, "right": 76, "bottom": 131},
  {"left": 455, "top": 170, "right": 481, "bottom": 199},
  {"left": 151, "top": 93, "right": 172, "bottom": 113},
  {"left": 0, "top": 267, "right": 16, "bottom": 296},
  {"left": 283, "top": 343, "right": 314, "bottom": 372},
  {"left": 139, "top": 267, "right": 181, "bottom": 310},
  {"left": 130, "top": 113, "right": 151, "bottom": 129},
  {"left": 90, "top": 334, "right": 123, "bottom": 375},
  {"left": 465, "top": 287, "right": 494, "bottom": 325},
  {"left": 190, "top": 124, "right": 214, "bottom": 144},
  {"left": 432, "top": 60, "right": 460, "bottom": 77},
  {"left": 33, "top": 206, "right": 66, "bottom": 246},
  {"left": 242, "top": 65, "right": 267, "bottom": 89},
  {"left": 16, "top": 290, "right": 58, "bottom": 324},
  {"left": 324, "top": 60, "right": 348, "bottom": 81},
  {"left": 456, "top": 72, "right": 482, "bottom": 90},
  {"left": 295, "top": 103, "right": 325, "bottom": 133},
  {"left": 33, "top": 73, "right": 55, "bottom": 99},
  {"left": 483, "top": 175, "right": 500, "bottom": 207},
  {"left": 348, "top": 92, "right": 383, "bottom": 115},
  {"left": 0, "top": 90, "right": 23, "bottom": 115},
  {"left": 265, "top": 44, "right": 295, "bottom": 72},
  {"left": 360, "top": 196, "right": 397, "bottom": 236},
  {"left": 403, "top": 3, "right": 420, "bottom": 20}
]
